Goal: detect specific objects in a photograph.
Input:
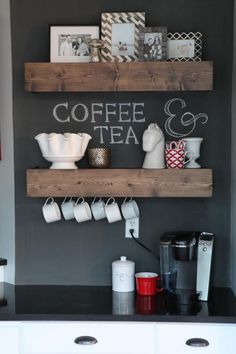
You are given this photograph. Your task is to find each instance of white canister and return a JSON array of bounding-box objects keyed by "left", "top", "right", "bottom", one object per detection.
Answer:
[{"left": 112, "top": 256, "right": 135, "bottom": 292}]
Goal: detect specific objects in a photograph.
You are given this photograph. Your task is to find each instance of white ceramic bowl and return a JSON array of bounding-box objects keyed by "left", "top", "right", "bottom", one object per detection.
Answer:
[{"left": 35, "top": 133, "right": 92, "bottom": 169}]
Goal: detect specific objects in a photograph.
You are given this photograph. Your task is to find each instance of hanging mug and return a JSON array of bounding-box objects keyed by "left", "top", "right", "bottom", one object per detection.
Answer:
[
  {"left": 73, "top": 197, "right": 92, "bottom": 223},
  {"left": 105, "top": 197, "right": 122, "bottom": 223},
  {"left": 42, "top": 197, "right": 61, "bottom": 223},
  {"left": 91, "top": 197, "right": 106, "bottom": 221},
  {"left": 61, "top": 197, "right": 75, "bottom": 220}
]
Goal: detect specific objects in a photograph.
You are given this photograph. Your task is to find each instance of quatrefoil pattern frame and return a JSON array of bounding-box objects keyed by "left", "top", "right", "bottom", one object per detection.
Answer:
[{"left": 167, "top": 32, "right": 202, "bottom": 61}]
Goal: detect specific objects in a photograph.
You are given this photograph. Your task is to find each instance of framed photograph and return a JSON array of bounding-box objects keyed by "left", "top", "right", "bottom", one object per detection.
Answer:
[
  {"left": 139, "top": 27, "right": 167, "bottom": 61},
  {"left": 50, "top": 26, "right": 99, "bottom": 63},
  {"left": 167, "top": 32, "right": 202, "bottom": 61},
  {"left": 101, "top": 12, "right": 145, "bottom": 62}
]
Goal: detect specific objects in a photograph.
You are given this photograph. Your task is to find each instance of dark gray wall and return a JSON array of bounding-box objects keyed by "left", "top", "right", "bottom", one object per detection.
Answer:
[{"left": 11, "top": 0, "right": 233, "bottom": 285}]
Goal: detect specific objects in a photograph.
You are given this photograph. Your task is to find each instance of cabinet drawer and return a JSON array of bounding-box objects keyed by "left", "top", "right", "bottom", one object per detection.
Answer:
[
  {"left": 156, "top": 323, "right": 236, "bottom": 354},
  {"left": 22, "top": 321, "right": 155, "bottom": 354},
  {"left": 0, "top": 325, "right": 20, "bottom": 354}
]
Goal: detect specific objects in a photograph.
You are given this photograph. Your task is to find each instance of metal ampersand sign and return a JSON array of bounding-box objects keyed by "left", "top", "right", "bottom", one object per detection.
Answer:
[{"left": 164, "top": 98, "right": 208, "bottom": 138}]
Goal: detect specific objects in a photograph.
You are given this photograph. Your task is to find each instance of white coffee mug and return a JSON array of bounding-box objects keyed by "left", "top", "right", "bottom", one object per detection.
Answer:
[
  {"left": 105, "top": 197, "right": 122, "bottom": 223},
  {"left": 74, "top": 197, "right": 92, "bottom": 223},
  {"left": 61, "top": 197, "right": 75, "bottom": 220},
  {"left": 42, "top": 197, "right": 61, "bottom": 223},
  {"left": 121, "top": 197, "right": 140, "bottom": 220},
  {"left": 91, "top": 197, "right": 106, "bottom": 221}
]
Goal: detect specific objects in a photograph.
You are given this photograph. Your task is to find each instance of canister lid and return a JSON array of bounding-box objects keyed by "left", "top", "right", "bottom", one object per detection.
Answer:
[{"left": 112, "top": 256, "right": 135, "bottom": 266}]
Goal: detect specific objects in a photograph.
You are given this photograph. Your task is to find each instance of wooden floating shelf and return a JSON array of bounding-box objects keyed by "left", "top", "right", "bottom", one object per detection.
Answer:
[
  {"left": 25, "top": 61, "right": 213, "bottom": 92},
  {"left": 26, "top": 169, "right": 213, "bottom": 198}
]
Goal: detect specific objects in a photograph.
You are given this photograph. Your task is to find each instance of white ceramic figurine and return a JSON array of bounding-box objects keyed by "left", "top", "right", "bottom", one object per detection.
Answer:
[{"left": 142, "top": 123, "right": 165, "bottom": 169}]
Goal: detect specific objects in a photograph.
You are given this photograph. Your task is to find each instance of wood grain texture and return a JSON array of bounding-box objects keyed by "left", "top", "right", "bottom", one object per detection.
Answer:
[
  {"left": 25, "top": 61, "right": 213, "bottom": 92},
  {"left": 26, "top": 169, "right": 213, "bottom": 198}
]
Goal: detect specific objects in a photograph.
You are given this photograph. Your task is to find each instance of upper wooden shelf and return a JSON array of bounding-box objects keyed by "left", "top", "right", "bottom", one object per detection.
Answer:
[
  {"left": 26, "top": 168, "right": 213, "bottom": 198},
  {"left": 24, "top": 61, "right": 213, "bottom": 92}
]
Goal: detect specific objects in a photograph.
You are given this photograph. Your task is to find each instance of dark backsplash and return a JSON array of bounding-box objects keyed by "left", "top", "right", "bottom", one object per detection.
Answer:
[{"left": 10, "top": 0, "right": 233, "bottom": 285}]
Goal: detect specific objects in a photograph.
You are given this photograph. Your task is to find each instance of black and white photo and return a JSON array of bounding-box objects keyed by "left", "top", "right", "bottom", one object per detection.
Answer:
[
  {"left": 50, "top": 26, "right": 99, "bottom": 62},
  {"left": 139, "top": 27, "right": 167, "bottom": 61}
]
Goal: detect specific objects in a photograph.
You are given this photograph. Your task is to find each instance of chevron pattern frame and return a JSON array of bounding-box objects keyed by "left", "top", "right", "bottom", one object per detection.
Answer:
[{"left": 101, "top": 12, "right": 145, "bottom": 62}]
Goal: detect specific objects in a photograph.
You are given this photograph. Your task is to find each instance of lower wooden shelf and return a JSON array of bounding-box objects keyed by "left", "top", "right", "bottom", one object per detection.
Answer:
[{"left": 26, "top": 169, "right": 213, "bottom": 198}]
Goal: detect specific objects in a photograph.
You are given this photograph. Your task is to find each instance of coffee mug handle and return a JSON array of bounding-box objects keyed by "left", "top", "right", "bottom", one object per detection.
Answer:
[
  {"left": 62, "top": 197, "right": 72, "bottom": 204},
  {"left": 75, "top": 197, "right": 85, "bottom": 205},
  {"left": 156, "top": 275, "right": 164, "bottom": 293},
  {"left": 184, "top": 150, "right": 194, "bottom": 165},
  {"left": 44, "top": 197, "right": 54, "bottom": 206},
  {"left": 122, "top": 197, "right": 132, "bottom": 204},
  {"left": 92, "top": 196, "right": 102, "bottom": 204},
  {"left": 106, "top": 197, "right": 115, "bottom": 206}
]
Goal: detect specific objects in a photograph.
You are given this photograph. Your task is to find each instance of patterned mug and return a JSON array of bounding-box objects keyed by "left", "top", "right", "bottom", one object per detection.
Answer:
[{"left": 165, "top": 148, "right": 193, "bottom": 169}]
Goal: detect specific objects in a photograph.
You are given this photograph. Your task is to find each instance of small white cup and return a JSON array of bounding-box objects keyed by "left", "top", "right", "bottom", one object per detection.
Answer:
[
  {"left": 74, "top": 197, "right": 92, "bottom": 223},
  {"left": 91, "top": 197, "right": 106, "bottom": 221},
  {"left": 42, "top": 197, "right": 61, "bottom": 223},
  {"left": 121, "top": 197, "right": 140, "bottom": 220},
  {"left": 61, "top": 197, "right": 75, "bottom": 220},
  {"left": 105, "top": 197, "right": 122, "bottom": 223}
]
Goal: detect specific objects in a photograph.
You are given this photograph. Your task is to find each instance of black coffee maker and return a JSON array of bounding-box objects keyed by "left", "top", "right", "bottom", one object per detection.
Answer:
[{"left": 160, "top": 231, "right": 214, "bottom": 307}]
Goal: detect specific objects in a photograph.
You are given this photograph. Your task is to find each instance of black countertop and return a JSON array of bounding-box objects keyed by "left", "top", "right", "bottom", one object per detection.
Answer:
[{"left": 0, "top": 283, "right": 236, "bottom": 323}]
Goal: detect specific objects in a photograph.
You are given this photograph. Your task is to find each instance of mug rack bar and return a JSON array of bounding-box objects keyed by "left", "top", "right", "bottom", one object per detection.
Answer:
[
  {"left": 26, "top": 169, "right": 213, "bottom": 198},
  {"left": 24, "top": 61, "right": 213, "bottom": 92}
]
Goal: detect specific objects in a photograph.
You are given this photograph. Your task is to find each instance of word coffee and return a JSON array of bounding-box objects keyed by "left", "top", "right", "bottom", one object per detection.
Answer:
[{"left": 52, "top": 102, "right": 146, "bottom": 145}]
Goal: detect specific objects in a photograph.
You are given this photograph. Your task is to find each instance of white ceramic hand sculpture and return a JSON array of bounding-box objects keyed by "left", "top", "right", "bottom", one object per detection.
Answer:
[{"left": 142, "top": 123, "right": 165, "bottom": 169}]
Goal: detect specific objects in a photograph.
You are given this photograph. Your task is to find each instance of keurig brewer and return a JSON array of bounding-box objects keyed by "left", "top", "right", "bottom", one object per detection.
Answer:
[{"left": 160, "top": 231, "right": 214, "bottom": 303}]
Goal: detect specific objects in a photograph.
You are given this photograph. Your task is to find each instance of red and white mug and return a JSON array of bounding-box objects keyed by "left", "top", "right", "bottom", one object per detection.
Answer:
[{"left": 165, "top": 148, "right": 193, "bottom": 169}]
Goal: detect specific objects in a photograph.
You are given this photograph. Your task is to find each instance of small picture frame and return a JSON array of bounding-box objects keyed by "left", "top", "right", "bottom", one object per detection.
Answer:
[
  {"left": 101, "top": 12, "right": 145, "bottom": 62},
  {"left": 50, "top": 26, "right": 100, "bottom": 63},
  {"left": 138, "top": 27, "right": 167, "bottom": 61},
  {"left": 167, "top": 32, "right": 202, "bottom": 61}
]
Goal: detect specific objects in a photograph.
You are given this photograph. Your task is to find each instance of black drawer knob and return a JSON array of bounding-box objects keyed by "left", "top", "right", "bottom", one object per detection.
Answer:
[
  {"left": 74, "top": 336, "right": 98, "bottom": 345},
  {"left": 186, "top": 338, "right": 209, "bottom": 347}
]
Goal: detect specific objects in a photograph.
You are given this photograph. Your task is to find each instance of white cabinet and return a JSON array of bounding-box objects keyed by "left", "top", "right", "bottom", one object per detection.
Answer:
[
  {"left": 22, "top": 321, "right": 155, "bottom": 354},
  {"left": 0, "top": 322, "right": 20, "bottom": 354},
  {"left": 156, "top": 323, "right": 236, "bottom": 354},
  {"left": 1, "top": 320, "right": 235, "bottom": 354}
]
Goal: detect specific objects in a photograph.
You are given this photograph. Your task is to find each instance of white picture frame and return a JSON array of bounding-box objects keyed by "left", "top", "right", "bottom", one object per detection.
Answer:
[{"left": 50, "top": 26, "right": 100, "bottom": 63}]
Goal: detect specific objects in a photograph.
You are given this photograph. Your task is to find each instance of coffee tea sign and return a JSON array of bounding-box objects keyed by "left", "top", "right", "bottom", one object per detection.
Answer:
[
  {"left": 52, "top": 99, "right": 209, "bottom": 144},
  {"left": 52, "top": 101, "right": 146, "bottom": 144}
]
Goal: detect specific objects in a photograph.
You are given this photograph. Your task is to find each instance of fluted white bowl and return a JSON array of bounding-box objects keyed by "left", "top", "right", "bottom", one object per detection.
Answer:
[{"left": 35, "top": 133, "right": 92, "bottom": 169}]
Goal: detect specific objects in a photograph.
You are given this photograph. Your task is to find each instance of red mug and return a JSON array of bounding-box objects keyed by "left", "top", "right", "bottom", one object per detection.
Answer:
[{"left": 135, "top": 272, "right": 163, "bottom": 296}]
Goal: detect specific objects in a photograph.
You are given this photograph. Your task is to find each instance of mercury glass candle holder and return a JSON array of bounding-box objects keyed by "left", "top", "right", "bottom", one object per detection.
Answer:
[{"left": 87, "top": 147, "right": 111, "bottom": 168}]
